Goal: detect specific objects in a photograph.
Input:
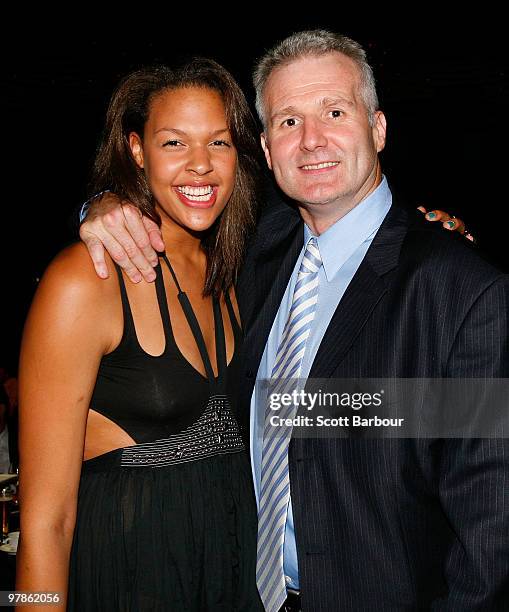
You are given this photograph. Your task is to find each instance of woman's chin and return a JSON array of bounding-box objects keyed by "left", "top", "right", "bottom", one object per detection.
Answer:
[
  {"left": 159, "top": 209, "right": 222, "bottom": 235},
  {"left": 183, "top": 215, "right": 221, "bottom": 233}
]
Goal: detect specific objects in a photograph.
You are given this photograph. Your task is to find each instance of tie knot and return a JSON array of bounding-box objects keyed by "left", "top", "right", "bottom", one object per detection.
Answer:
[{"left": 299, "top": 237, "right": 322, "bottom": 274}]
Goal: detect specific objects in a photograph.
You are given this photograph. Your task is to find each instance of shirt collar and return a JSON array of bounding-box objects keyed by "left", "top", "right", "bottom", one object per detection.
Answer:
[{"left": 304, "top": 176, "right": 392, "bottom": 281}]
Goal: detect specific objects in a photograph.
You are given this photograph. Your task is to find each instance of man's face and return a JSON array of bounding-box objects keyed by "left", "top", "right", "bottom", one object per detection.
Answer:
[{"left": 261, "top": 52, "right": 386, "bottom": 213}]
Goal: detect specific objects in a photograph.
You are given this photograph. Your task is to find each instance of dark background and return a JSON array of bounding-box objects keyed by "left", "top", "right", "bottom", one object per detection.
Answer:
[{"left": 2, "top": 18, "right": 507, "bottom": 371}]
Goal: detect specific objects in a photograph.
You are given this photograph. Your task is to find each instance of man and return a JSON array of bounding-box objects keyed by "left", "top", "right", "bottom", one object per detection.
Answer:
[{"left": 80, "top": 31, "right": 508, "bottom": 610}]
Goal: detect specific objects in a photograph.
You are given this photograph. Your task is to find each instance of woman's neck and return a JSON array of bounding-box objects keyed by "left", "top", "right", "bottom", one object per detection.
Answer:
[{"left": 160, "top": 218, "right": 206, "bottom": 268}]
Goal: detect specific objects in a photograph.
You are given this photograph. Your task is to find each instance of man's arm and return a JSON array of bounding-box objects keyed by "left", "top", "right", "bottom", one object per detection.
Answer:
[
  {"left": 434, "top": 276, "right": 509, "bottom": 610},
  {"left": 79, "top": 192, "right": 164, "bottom": 283}
]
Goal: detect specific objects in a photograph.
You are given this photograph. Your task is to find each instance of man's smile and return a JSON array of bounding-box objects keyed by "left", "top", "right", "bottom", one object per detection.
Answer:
[{"left": 299, "top": 161, "right": 340, "bottom": 173}]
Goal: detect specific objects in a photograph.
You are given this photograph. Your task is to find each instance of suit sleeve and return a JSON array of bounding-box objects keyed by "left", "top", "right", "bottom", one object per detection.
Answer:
[{"left": 433, "top": 276, "right": 509, "bottom": 610}]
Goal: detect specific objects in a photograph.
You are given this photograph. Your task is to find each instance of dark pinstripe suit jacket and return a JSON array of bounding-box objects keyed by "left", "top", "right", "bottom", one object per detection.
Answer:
[{"left": 236, "top": 194, "right": 509, "bottom": 611}]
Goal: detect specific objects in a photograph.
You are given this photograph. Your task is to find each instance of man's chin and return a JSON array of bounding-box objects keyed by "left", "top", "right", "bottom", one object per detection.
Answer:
[{"left": 297, "top": 191, "right": 347, "bottom": 207}]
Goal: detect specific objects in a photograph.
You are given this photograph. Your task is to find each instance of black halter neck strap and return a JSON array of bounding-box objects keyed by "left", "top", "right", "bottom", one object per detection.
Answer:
[{"left": 161, "top": 254, "right": 226, "bottom": 387}]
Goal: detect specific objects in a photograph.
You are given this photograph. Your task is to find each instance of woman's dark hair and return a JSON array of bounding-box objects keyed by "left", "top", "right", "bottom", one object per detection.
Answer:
[{"left": 90, "top": 58, "right": 261, "bottom": 295}]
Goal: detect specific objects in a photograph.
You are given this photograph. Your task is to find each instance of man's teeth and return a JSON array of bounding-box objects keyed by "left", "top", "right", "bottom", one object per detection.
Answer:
[
  {"left": 176, "top": 185, "right": 214, "bottom": 201},
  {"left": 302, "top": 161, "right": 339, "bottom": 170}
]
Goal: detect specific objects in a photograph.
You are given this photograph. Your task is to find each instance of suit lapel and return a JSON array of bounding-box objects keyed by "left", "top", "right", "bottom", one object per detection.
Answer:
[
  {"left": 245, "top": 205, "right": 303, "bottom": 376},
  {"left": 309, "top": 203, "right": 410, "bottom": 378}
]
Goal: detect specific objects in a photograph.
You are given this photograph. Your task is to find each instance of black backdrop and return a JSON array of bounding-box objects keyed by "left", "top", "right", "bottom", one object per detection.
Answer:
[{"left": 2, "top": 17, "right": 507, "bottom": 369}]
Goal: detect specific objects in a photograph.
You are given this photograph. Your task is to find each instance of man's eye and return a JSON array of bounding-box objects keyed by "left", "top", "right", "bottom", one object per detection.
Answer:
[
  {"left": 330, "top": 110, "right": 342, "bottom": 118},
  {"left": 283, "top": 118, "right": 297, "bottom": 127}
]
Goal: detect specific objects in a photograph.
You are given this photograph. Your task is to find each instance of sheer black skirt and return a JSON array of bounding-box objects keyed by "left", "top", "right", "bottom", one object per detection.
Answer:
[{"left": 68, "top": 448, "right": 263, "bottom": 611}]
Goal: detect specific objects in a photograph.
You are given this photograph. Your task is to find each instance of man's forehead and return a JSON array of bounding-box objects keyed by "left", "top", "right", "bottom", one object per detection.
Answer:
[
  {"left": 266, "top": 73, "right": 360, "bottom": 117},
  {"left": 265, "top": 53, "right": 360, "bottom": 97},
  {"left": 271, "top": 82, "right": 354, "bottom": 100},
  {"left": 269, "top": 90, "right": 355, "bottom": 117}
]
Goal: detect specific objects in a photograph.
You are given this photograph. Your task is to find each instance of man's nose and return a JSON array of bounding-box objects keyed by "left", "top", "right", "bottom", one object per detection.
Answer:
[
  {"left": 186, "top": 146, "right": 213, "bottom": 175},
  {"left": 299, "top": 118, "right": 328, "bottom": 152}
]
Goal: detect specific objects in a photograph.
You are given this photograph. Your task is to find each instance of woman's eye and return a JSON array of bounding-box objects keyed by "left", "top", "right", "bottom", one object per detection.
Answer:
[
  {"left": 211, "top": 140, "right": 231, "bottom": 147},
  {"left": 163, "top": 140, "right": 182, "bottom": 147}
]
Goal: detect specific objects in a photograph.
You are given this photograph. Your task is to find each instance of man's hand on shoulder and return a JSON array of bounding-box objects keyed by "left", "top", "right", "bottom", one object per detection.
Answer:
[{"left": 79, "top": 192, "right": 165, "bottom": 283}]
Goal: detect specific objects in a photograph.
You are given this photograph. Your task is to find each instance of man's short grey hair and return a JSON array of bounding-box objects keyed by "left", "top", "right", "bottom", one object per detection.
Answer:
[{"left": 253, "top": 29, "right": 379, "bottom": 128}]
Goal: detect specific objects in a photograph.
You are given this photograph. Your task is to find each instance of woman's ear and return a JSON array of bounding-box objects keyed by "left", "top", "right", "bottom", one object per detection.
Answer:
[{"left": 129, "top": 132, "right": 144, "bottom": 168}]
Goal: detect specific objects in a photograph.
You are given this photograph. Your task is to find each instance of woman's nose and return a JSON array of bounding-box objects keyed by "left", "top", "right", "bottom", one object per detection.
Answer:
[{"left": 186, "top": 146, "right": 213, "bottom": 175}]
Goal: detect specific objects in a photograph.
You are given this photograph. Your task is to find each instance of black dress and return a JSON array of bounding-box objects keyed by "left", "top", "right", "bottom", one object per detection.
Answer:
[{"left": 67, "top": 256, "right": 262, "bottom": 611}]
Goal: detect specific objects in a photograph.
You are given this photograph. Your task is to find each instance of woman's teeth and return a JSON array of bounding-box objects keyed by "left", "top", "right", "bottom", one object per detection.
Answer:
[{"left": 176, "top": 185, "right": 214, "bottom": 201}]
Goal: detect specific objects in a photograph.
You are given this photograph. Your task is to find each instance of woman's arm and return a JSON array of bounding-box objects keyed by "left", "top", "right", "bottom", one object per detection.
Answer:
[
  {"left": 16, "top": 244, "right": 115, "bottom": 611},
  {"left": 79, "top": 194, "right": 471, "bottom": 284}
]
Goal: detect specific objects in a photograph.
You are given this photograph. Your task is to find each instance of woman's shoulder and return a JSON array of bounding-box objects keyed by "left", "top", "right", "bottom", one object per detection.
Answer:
[
  {"left": 24, "top": 243, "right": 123, "bottom": 354},
  {"left": 35, "top": 242, "right": 120, "bottom": 313}
]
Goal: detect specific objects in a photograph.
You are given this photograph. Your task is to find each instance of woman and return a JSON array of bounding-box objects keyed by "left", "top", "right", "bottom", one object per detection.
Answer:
[{"left": 17, "top": 59, "right": 264, "bottom": 611}]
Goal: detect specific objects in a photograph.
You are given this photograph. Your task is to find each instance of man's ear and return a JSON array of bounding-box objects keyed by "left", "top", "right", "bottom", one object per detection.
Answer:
[
  {"left": 260, "top": 132, "right": 273, "bottom": 170},
  {"left": 373, "top": 111, "right": 387, "bottom": 153},
  {"left": 129, "top": 132, "right": 144, "bottom": 168}
]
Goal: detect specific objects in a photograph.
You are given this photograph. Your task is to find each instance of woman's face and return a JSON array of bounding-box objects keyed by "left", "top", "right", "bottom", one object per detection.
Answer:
[{"left": 130, "top": 86, "right": 237, "bottom": 233}]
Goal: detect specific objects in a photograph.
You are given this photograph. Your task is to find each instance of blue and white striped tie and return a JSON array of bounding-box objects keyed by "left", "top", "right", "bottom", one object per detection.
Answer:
[{"left": 256, "top": 237, "right": 322, "bottom": 612}]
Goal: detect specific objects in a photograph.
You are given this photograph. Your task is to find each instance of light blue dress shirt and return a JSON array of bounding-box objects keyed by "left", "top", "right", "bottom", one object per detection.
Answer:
[{"left": 250, "top": 177, "right": 392, "bottom": 589}]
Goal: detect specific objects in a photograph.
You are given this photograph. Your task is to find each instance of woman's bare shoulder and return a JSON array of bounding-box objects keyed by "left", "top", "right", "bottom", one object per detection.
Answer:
[
  {"left": 40, "top": 242, "right": 118, "bottom": 300},
  {"left": 29, "top": 243, "right": 121, "bottom": 331}
]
